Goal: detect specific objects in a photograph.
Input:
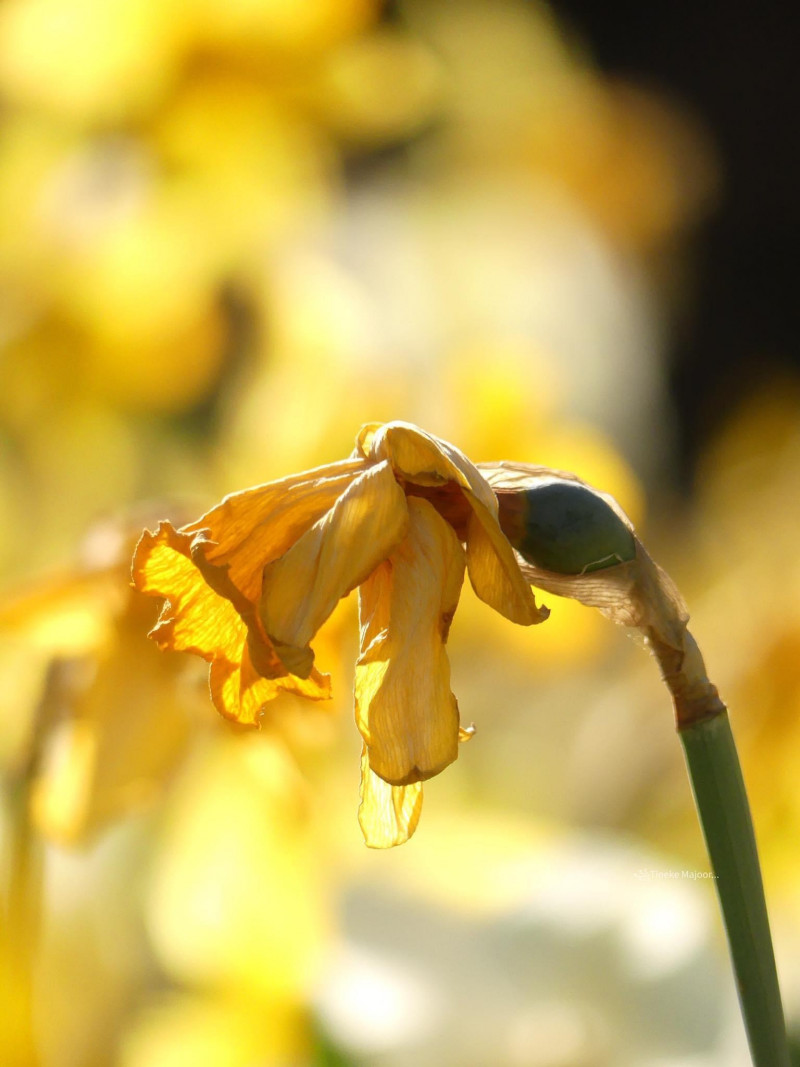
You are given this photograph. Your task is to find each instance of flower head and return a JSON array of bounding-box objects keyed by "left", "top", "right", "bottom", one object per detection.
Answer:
[
  {"left": 132, "top": 421, "right": 548, "bottom": 847},
  {"left": 0, "top": 512, "right": 202, "bottom": 845}
]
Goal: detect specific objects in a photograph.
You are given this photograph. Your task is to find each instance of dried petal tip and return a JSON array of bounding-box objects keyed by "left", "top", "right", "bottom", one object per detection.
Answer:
[{"left": 495, "top": 478, "right": 636, "bottom": 576}]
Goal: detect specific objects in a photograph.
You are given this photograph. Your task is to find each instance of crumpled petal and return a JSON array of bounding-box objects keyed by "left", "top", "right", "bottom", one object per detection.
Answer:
[
  {"left": 358, "top": 745, "right": 423, "bottom": 849},
  {"left": 355, "top": 496, "right": 465, "bottom": 786},
  {"left": 259, "top": 460, "right": 409, "bottom": 674},
  {"left": 358, "top": 421, "right": 493, "bottom": 503},
  {"left": 358, "top": 421, "right": 547, "bottom": 627},
  {"left": 183, "top": 458, "right": 365, "bottom": 601},
  {"left": 133, "top": 522, "right": 330, "bottom": 724}
]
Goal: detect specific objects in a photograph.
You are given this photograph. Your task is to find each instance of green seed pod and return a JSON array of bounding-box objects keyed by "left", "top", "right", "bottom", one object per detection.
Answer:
[{"left": 506, "top": 479, "right": 636, "bottom": 575}]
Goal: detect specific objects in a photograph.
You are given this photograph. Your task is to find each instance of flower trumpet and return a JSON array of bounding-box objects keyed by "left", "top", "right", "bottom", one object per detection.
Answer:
[{"left": 132, "top": 422, "right": 547, "bottom": 848}]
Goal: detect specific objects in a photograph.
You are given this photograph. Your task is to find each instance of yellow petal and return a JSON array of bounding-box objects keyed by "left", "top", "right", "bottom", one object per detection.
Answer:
[
  {"left": 259, "top": 460, "right": 408, "bottom": 671},
  {"left": 134, "top": 522, "right": 243, "bottom": 659},
  {"left": 358, "top": 422, "right": 546, "bottom": 626},
  {"left": 209, "top": 630, "right": 331, "bottom": 726},
  {"left": 358, "top": 745, "right": 423, "bottom": 848},
  {"left": 132, "top": 523, "right": 330, "bottom": 724},
  {"left": 184, "top": 458, "right": 365, "bottom": 601},
  {"left": 355, "top": 496, "right": 465, "bottom": 786}
]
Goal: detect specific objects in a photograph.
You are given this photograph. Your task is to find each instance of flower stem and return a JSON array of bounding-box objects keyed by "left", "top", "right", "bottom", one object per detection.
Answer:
[
  {"left": 680, "top": 712, "right": 788, "bottom": 1066},
  {"left": 646, "top": 629, "right": 789, "bottom": 1064}
]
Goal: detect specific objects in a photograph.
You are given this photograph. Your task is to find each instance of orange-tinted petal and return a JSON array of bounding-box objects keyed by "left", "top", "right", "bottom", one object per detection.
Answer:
[
  {"left": 184, "top": 459, "right": 365, "bottom": 601},
  {"left": 259, "top": 460, "right": 408, "bottom": 672},
  {"left": 132, "top": 523, "right": 330, "bottom": 724},
  {"left": 134, "top": 522, "right": 241, "bottom": 659},
  {"left": 358, "top": 745, "right": 423, "bottom": 849},
  {"left": 209, "top": 631, "right": 331, "bottom": 726},
  {"left": 358, "top": 421, "right": 547, "bottom": 626},
  {"left": 355, "top": 496, "right": 465, "bottom": 786}
]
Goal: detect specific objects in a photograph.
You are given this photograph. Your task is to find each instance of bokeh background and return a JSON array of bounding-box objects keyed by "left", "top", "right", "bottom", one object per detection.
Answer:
[{"left": 1, "top": 1, "right": 799, "bottom": 1064}]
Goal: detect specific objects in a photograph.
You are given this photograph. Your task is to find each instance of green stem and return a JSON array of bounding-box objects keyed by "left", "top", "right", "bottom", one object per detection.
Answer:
[{"left": 680, "top": 712, "right": 789, "bottom": 1067}]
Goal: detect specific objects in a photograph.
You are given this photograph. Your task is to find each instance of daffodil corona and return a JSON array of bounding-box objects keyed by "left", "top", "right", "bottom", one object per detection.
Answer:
[{"left": 133, "top": 422, "right": 548, "bottom": 847}]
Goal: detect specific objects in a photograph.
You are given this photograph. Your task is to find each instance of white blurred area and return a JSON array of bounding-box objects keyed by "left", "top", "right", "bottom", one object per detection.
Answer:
[{"left": 316, "top": 821, "right": 750, "bottom": 1067}]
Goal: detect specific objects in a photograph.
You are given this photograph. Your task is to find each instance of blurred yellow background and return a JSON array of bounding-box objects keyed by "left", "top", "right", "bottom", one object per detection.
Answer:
[{"left": 1, "top": 1, "right": 798, "bottom": 1065}]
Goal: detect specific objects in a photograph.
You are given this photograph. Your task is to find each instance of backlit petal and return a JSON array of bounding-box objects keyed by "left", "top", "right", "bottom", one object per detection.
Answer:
[
  {"left": 184, "top": 458, "right": 365, "bottom": 601},
  {"left": 210, "top": 633, "right": 331, "bottom": 726},
  {"left": 355, "top": 497, "right": 465, "bottom": 786},
  {"left": 260, "top": 461, "right": 408, "bottom": 671},
  {"left": 358, "top": 745, "right": 423, "bottom": 848},
  {"left": 132, "top": 523, "right": 330, "bottom": 724},
  {"left": 134, "top": 522, "right": 241, "bottom": 658}
]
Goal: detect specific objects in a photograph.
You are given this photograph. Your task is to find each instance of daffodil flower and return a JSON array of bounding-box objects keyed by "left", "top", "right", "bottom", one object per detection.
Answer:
[{"left": 132, "top": 422, "right": 548, "bottom": 847}]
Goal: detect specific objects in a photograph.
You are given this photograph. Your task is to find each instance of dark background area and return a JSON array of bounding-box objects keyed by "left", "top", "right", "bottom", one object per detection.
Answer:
[{"left": 552, "top": 1, "right": 800, "bottom": 487}]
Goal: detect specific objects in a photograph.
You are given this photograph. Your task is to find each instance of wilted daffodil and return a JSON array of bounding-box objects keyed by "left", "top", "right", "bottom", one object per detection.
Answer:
[{"left": 132, "top": 421, "right": 548, "bottom": 847}]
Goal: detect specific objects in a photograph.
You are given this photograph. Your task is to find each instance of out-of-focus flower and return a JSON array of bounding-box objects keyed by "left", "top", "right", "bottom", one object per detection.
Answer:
[
  {"left": 0, "top": 513, "right": 202, "bottom": 845},
  {"left": 116, "top": 728, "right": 329, "bottom": 1067},
  {"left": 133, "top": 421, "right": 548, "bottom": 846}
]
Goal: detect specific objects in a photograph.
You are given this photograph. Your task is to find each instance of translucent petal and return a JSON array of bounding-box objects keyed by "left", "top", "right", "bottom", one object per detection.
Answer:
[
  {"left": 358, "top": 745, "right": 423, "bottom": 848},
  {"left": 134, "top": 522, "right": 243, "bottom": 659},
  {"left": 209, "top": 632, "right": 331, "bottom": 726},
  {"left": 132, "top": 523, "right": 330, "bottom": 724},
  {"left": 355, "top": 497, "right": 465, "bottom": 786},
  {"left": 259, "top": 461, "right": 409, "bottom": 670}
]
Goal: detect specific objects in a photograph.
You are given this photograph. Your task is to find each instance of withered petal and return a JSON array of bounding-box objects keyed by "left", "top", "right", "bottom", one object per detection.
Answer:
[
  {"left": 355, "top": 497, "right": 465, "bottom": 786},
  {"left": 259, "top": 460, "right": 409, "bottom": 672},
  {"left": 210, "top": 636, "right": 331, "bottom": 726},
  {"left": 358, "top": 423, "right": 547, "bottom": 627},
  {"left": 358, "top": 421, "right": 494, "bottom": 506},
  {"left": 358, "top": 745, "right": 423, "bottom": 848},
  {"left": 132, "top": 522, "right": 330, "bottom": 725},
  {"left": 183, "top": 459, "right": 366, "bottom": 602},
  {"left": 133, "top": 523, "right": 240, "bottom": 659}
]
